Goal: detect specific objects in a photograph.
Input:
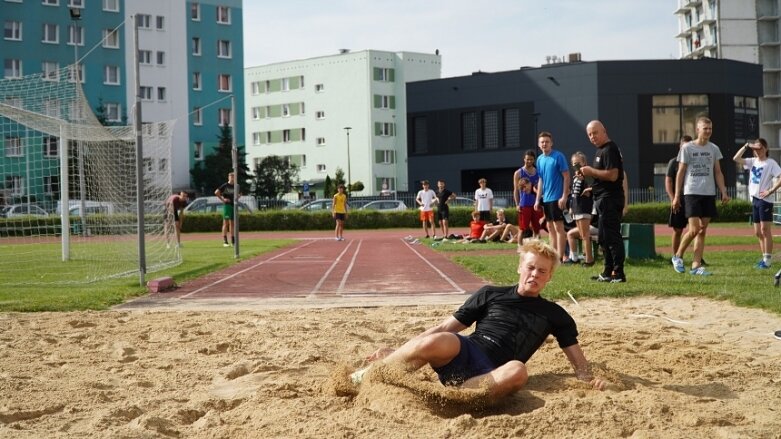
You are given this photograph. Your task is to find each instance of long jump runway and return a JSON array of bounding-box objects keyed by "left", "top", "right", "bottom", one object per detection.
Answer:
[{"left": 120, "top": 235, "right": 487, "bottom": 310}]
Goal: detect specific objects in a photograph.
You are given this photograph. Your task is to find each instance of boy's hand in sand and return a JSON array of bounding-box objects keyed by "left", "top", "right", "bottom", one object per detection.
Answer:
[
  {"left": 366, "top": 347, "right": 395, "bottom": 362},
  {"left": 590, "top": 378, "right": 608, "bottom": 391}
]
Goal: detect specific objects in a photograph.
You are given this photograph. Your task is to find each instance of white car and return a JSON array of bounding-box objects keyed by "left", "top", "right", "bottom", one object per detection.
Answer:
[
  {"left": 1, "top": 204, "right": 49, "bottom": 218},
  {"left": 359, "top": 200, "right": 408, "bottom": 211},
  {"left": 184, "top": 197, "right": 253, "bottom": 213}
]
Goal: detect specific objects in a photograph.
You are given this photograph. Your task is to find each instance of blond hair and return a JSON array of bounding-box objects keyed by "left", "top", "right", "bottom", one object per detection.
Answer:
[{"left": 517, "top": 239, "right": 560, "bottom": 271}]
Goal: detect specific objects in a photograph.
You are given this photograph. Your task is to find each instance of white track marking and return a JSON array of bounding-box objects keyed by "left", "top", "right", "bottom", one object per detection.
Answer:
[
  {"left": 307, "top": 240, "right": 356, "bottom": 298},
  {"left": 402, "top": 238, "right": 465, "bottom": 293},
  {"left": 337, "top": 239, "right": 363, "bottom": 292},
  {"left": 628, "top": 313, "right": 691, "bottom": 325},
  {"left": 180, "top": 240, "right": 316, "bottom": 299}
]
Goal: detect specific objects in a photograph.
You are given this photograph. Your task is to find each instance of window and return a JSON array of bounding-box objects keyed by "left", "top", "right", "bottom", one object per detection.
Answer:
[
  {"left": 283, "top": 129, "right": 291, "bottom": 142},
  {"left": 316, "top": 164, "right": 326, "bottom": 172},
  {"left": 299, "top": 76, "right": 305, "bottom": 88},
  {"left": 251, "top": 81, "right": 261, "bottom": 95},
  {"left": 68, "top": 63, "right": 84, "bottom": 83},
  {"left": 5, "top": 136, "right": 22, "bottom": 156},
  {"left": 157, "top": 87, "right": 166, "bottom": 101},
  {"left": 252, "top": 132, "right": 261, "bottom": 145},
  {"left": 6, "top": 176, "right": 23, "bottom": 196},
  {"left": 104, "top": 65, "right": 119, "bottom": 84},
  {"left": 138, "top": 49, "right": 152, "bottom": 65},
  {"left": 217, "top": 40, "right": 231, "bottom": 58},
  {"left": 44, "top": 99, "right": 59, "bottom": 118},
  {"left": 68, "top": 24, "right": 84, "bottom": 46},
  {"left": 44, "top": 175, "right": 59, "bottom": 195},
  {"left": 301, "top": 128, "right": 305, "bottom": 141},
  {"left": 299, "top": 102, "right": 305, "bottom": 114},
  {"left": 315, "top": 83, "right": 324, "bottom": 92},
  {"left": 68, "top": 0, "right": 84, "bottom": 7},
  {"left": 376, "top": 122, "right": 395, "bottom": 136},
  {"left": 651, "top": 94, "right": 709, "bottom": 144},
  {"left": 4, "top": 21, "right": 22, "bottom": 41},
  {"left": 194, "top": 141, "right": 203, "bottom": 160},
  {"left": 282, "top": 77, "right": 290, "bottom": 91},
  {"left": 105, "top": 103, "right": 120, "bottom": 122},
  {"left": 374, "top": 67, "right": 395, "bottom": 82},
  {"left": 251, "top": 106, "right": 261, "bottom": 120},
  {"left": 42, "top": 23, "right": 58, "bottom": 43},
  {"left": 217, "top": 6, "right": 231, "bottom": 24},
  {"left": 219, "top": 108, "right": 231, "bottom": 126},
  {"left": 139, "top": 86, "right": 152, "bottom": 100},
  {"left": 193, "top": 106, "right": 202, "bottom": 125},
  {"left": 376, "top": 150, "right": 395, "bottom": 164},
  {"left": 156, "top": 16, "right": 165, "bottom": 30},
  {"left": 42, "top": 0, "right": 58, "bottom": 5},
  {"left": 43, "top": 137, "right": 58, "bottom": 157},
  {"left": 282, "top": 104, "right": 290, "bottom": 117},
  {"left": 192, "top": 37, "right": 201, "bottom": 55},
  {"left": 264, "top": 132, "right": 271, "bottom": 143},
  {"left": 503, "top": 108, "right": 520, "bottom": 148},
  {"left": 156, "top": 51, "right": 165, "bottom": 65},
  {"left": 462, "top": 112, "right": 479, "bottom": 150},
  {"left": 103, "top": 29, "right": 119, "bottom": 48},
  {"left": 734, "top": 96, "right": 760, "bottom": 143},
  {"left": 316, "top": 137, "right": 326, "bottom": 146},
  {"left": 265, "top": 105, "right": 271, "bottom": 118},
  {"left": 4, "top": 59, "right": 22, "bottom": 78},
  {"left": 265, "top": 80, "right": 270, "bottom": 93},
  {"left": 483, "top": 110, "right": 499, "bottom": 149},
  {"left": 103, "top": 0, "right": 119, "bottom": 12},
  {"left": 191, "top": 2, "right": 201, "bottom": 21},
  {"left": 137, "top": 14, "right": 151, "bottom": 29},
  {"left": 42, "top": 61, "right": 59, "bottom": 81},
  {"left": 190, "top": 72, "right": 201, "bottom": 91},
  {"left": 315, "top": 111, "right": 325, "bottom": 120},
  {"left": 374, "top": 94, "right": 395, "bottom": 109},
  {"left": 218, "top": 74, "right": 231, "bottom": 92}
]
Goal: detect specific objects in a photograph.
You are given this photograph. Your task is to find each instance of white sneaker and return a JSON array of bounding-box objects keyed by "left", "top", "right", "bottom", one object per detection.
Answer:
[
  {"left": 350, "top": 366, "right": 369, "bottom": 385},
  {"left": 671, "top": 256, "right": 685, "bottom": 273}
]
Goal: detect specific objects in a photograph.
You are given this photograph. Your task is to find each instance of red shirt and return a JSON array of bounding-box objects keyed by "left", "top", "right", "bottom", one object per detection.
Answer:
[{"left": 469, "top": 220, "right": 485, "bottom": 239}]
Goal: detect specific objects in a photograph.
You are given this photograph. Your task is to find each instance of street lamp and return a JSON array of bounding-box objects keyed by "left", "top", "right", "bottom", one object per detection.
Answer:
[
  {"left": 70, "top": 7, "right": 87, "bottom": 235},
  {"left": 343, "top": 126, "right": 352, "bottom": 192}
]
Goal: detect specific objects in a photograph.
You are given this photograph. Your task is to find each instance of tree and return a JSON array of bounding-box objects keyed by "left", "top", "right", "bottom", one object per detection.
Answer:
[
  {"left": 333, "top": 168, "right": 346, "bottom": 189},
  {"left": 252, "top": 155, "right": 299, "bottom": 199},
  {"left": 349, "top": 181, "right": 364, "bottom": 192},
  {"left": 190, "top": 123, "right": 251, "bottom": 195},
  {"left": 323, "top": 175, "right": 333, "bottom": 199}
]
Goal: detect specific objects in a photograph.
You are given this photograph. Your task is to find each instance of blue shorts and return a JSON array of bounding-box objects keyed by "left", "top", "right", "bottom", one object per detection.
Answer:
[
  {"left": 752, "top": 197, "right": 774, "bottom": 222},
  {"left": 432, "top": 334, "right": 496, "bottom": 386}
]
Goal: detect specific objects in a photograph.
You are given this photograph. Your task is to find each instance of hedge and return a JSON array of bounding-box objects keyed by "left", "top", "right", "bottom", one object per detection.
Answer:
[{"left": 178, "top": 200, "right": 753, "bottom": 233}]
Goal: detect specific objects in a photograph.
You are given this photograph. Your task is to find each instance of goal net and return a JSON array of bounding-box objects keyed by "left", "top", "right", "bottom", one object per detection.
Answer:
[{"left": 0, "top": 65, "right": 180, "bottom": 285}]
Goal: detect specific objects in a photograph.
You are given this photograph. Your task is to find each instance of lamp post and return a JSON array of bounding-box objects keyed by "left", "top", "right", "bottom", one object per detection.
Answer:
[
  {"left": 343, "top": 126, "right": 352, "bottom": 193},
  {"left": 69, "top": 7, "right": 87, "bottom": 236}
]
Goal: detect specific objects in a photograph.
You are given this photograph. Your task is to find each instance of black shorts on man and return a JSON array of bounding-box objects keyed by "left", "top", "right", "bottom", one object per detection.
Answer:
[{"left": 683, "top": 195, "right": 718, "bottom": 219}]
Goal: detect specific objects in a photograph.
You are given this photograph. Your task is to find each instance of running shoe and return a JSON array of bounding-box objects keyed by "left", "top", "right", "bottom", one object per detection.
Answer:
[
  {"left": 591, "top": 273, "right": 612, "bottom": 282},
  {"left": 775, "top": 330, "right": 781, "bottom": 340},
  {"left": 755, "top": 260, "right": 771, "bottom": 269},
  {"left": 223, "top": 242, "right": 230, "bottom": 247},
  {"left": 350, "top": 366, "right": 370, "bottom": 385},
  {"left": 689, "top": 266, "right": 712, "bottom": 276},
  {"left": 671, "top": 256, "right": 685, "bottom": 273},
  {"left": 775, "top": 272, "right": 781, "bottom": 287}
]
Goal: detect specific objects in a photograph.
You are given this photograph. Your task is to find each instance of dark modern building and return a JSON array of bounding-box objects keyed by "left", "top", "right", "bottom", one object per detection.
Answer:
[{"left": 405, "top": 58, "right": 762, "bottom": 195}]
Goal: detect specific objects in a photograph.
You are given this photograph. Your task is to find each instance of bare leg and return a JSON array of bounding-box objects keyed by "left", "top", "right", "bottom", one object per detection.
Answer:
[
  {"left": 671, "top": 228, "right": 683, "bottom": 257},
  {"left": 691, "top": 217, "right": 710, "bottom": 268},
  {"left": 461, "top": 360, "right": 528, "bottom": 399},
  {"left": 549, "top": 220, "right": 567, "bottom": 261},
  {"left": 676, "top": 216, "right": 701, "bottom": 259},
  {"left": 380, "top": 332, "right": 462, "bottom": 371},
  {"left": 576, "top": 218, "right": 593, "bottom": 262}
]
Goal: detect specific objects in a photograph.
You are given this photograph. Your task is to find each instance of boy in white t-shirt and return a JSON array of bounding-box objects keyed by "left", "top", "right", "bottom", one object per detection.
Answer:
[
  {"left": 736, "top": 138, "right": 781, "bottom": 268},
  {"left": 415, "top": 180, "right": 437, "bottom": 239},
  {"left": 474, "top": 178, "right": 494, "bottom": 221}
]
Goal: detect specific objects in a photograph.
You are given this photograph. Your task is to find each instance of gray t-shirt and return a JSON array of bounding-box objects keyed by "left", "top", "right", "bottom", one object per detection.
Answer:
[{"left": 678, "top": 141, "right": 723, "bottom": 196}]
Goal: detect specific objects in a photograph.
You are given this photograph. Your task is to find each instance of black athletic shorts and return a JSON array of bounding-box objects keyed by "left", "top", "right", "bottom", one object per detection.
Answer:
[
  {"left": 684, "top": 194, "right": 717, "bottom": 219},
  {"left": 542, "top": 201, "right": 564, "bottom": 222}
]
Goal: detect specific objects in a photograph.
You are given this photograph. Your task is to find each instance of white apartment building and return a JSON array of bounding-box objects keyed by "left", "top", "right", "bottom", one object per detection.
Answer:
[
  {"left": 674, "top": 0, "right": 774, "bottom": 143},
  {"left": 244, "top": 50, "right": 441, "bottom": 197}
]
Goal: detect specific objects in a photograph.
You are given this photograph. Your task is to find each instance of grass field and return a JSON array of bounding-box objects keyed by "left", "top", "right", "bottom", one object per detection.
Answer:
[{"left": 0, "top": 238, "right": 294, "bottom": 312}]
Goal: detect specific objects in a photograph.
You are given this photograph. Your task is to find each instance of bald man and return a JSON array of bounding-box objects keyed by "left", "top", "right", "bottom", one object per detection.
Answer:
[{"left": 580, "top": 120, "right": 626, "bottom": 283}]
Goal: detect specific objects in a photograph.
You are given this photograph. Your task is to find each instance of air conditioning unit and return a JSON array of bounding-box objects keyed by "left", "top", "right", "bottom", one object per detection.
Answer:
[{"left": 568, "top": 52, "right": 582, "bottom": 63}]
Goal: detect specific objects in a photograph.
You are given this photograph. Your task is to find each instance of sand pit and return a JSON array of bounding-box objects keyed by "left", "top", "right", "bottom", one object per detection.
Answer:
[{"left": 1, "top": 296, "right": 780, "bottom": 438}]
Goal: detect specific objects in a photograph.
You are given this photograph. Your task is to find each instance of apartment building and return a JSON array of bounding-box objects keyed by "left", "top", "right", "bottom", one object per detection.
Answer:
[
  {"left": 244, "top": 50, "right": 441, "bottom": 197},
  {"left": 0, "top": 0, "right": 243, "bottom": 200},
  {"left": 674, "top": 0, "right": 771, "bottom": 144}
]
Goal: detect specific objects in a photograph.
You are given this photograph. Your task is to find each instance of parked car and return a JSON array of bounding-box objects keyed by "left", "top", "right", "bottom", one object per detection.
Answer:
[
  {"left": 299, "top": 199, "right": 332, "bottom": 211},
  {"left": 1, "top": 204, "right": 49, "bottom": 218},
  {"left": 283, "top": 199, "right": 310, "bottom": 210},
  {"left": 256, "top": 199, "right": 293, "bottom": 210},
  {"left": 183, "top": 197, "right": 252, "bottom": 213},
  {"left": 359, "top": 200, "right": 408, "bottom": 211},
  {"left": 450, "top": 197, "right": 475, "bottom": 207},
  {"left": 348, "top": 199, "right": 373, "bottom": 209}
]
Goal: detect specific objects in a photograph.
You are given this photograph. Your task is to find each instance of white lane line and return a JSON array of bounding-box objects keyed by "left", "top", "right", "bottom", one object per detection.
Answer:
[
  {"left": 307, "top": 240, "right": 356, "bottom": 298},
  {"left": 180, "top": 240, "right": 316, "bottom": 299},
  {"left": 337, "top": 239, "right": 363, "bottom": 293},
  {"left": 402, "top": 238, "right": 466, "bottom": 293}
]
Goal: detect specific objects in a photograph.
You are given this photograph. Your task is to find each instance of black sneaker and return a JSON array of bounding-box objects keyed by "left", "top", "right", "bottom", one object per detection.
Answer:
[
  {"left": 775, "top": 330, "right": 781, "bottom": 340},
  {"left": 700, "top": 258, "right": 708, "bottom": 267},
  {"left": 775, "top": 272, "right": 780, "bottom": 287},
  {"left": 591, "top": 273, "right": 612, "bottom": 282},
  {"left": 610, "top": 274, "right": 627, "bottom": 283}
]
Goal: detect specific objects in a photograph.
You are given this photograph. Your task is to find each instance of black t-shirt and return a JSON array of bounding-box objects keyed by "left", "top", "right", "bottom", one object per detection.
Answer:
[
  {"left": 436, "top": 189, "right": 453, "bottom": 211},
  {"left": 591, "top": 141, "right": 624, "bottom": 200},
  {"left": 453, "top": 285, "right": 579, "bottom": 367},
  {"left": 217, "top": 182, "right": 235, "bottom": 204},
  {"left": 666, "top": 157, "right": 678, "bottom": 187}
]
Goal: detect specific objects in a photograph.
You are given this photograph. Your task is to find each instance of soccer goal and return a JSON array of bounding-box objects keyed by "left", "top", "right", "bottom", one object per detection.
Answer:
[{"left": 0, "top": 66, "right": 180, "bottom": 286}]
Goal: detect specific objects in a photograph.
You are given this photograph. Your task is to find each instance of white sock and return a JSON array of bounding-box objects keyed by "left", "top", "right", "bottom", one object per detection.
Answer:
[{"left": 764, "top": 254, "right": 772, "bottom": 263}]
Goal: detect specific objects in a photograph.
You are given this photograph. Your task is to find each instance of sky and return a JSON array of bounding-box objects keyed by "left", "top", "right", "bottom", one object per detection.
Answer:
[{"left": 242, "top": 0, "right": 681, "bottom": 78}]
